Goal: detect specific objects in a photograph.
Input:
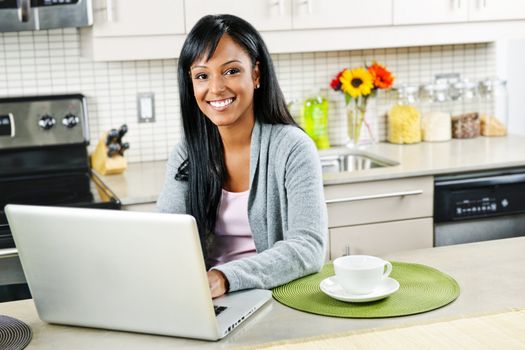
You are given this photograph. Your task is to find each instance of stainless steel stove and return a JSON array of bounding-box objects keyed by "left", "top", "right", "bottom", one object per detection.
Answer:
[{"left": 0, "top": 94, "right": 120, "bottom": 302}]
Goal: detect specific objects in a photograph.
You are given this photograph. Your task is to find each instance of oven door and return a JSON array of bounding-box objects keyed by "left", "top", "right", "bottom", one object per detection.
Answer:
[
  {"left": 0, "top": 171, "right": 120, "bottom": 249},
  {"left": 0, "top": 249, "right": 30, "bottom": 303},
  {"left": 0, "top": 171, "right": 120, "bottom": 303}
]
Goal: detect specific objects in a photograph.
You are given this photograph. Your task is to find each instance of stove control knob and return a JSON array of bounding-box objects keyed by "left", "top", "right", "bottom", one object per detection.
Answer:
[
  {"left": 38, "top": 114, "right": 56, "bottom": 130},
  {"left": 62, "top": 113, "right": 80, "bottom": 128}
]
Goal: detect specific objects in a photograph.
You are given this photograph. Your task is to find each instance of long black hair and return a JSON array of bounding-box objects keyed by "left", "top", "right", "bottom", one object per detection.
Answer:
[{"left": 176, "top": 14, "right": 297, "bottom": 261}]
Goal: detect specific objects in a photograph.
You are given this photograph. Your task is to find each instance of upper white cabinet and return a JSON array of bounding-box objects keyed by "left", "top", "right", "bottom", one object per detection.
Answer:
[
  {"left": 185, "top": 0, "right": 391, "bottom": 32},
  {"left": 185, "top": 0, "right": 293, "bottom": 32},
  {"left": 468, "top": 0, "right": 525, "bottom": 21},
  {"left": 81, "top": 0, "right": 525, "bottom": 61},
  {"left": 92, "top": 0, "right": 185, "bottom": 36},
  {"left": 81, "top": 0, "right": 185, "bottom": 61},
  {"left": 292, "top": 0, "right": 391, "bottom": 30},
  {"left": 393, "top": 0, "right": 468, "bottom": 25},
  {"left": 393, "top": 0, "right": 525, "bottom": 25}
]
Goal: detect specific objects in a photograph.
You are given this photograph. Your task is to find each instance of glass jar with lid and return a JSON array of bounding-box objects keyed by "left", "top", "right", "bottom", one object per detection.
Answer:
[
  {"left": 419, "top": 83, "right": 452, "bottom": 142},
  {"left": 387, "top": 85, "right": 422, "bottom": 144},
  {"left": 450, "top": 80, "right": 480, "bottom": 139},
  {"left": 478, "top": 78, "right": 508, "bottom": 137}
]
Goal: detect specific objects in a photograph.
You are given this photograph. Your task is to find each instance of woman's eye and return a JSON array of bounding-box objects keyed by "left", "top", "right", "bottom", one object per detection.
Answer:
[
  {"left": 225, "top": 68, "right": 240, "bottom": 75},
  {"left": 194, "top": 73, "right": 207, "bottom": 80}
]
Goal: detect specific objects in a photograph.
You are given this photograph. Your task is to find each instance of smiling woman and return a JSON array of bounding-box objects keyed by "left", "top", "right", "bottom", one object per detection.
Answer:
[
  {"left": 156, "top": 14, "right": 327, "bottom": 298},
  {"left": 190, "top": 41, "right": 259, "bottom": 130}
]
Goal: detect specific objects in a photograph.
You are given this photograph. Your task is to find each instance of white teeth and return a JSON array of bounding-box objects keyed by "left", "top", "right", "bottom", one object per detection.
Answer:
[{"left": 209, "top": 98, "right": 234, "bottom": 108}]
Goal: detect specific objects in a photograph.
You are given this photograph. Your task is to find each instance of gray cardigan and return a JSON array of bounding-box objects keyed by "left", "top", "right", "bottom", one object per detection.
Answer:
[{"left": 156, "top": 121, "right": 327, "bottom": 292}]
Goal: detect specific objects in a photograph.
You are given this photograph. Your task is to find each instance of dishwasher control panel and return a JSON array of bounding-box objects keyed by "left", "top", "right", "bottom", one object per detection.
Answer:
[
  {"left": 434, "top": 171, "right": 525, "bottom": 222},
  {"left": 454, "top": 197, "right": 501, "bottom": 218}
]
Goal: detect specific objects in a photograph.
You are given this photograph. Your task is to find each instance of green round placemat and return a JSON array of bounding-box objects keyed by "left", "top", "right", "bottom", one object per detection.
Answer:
[{"left": 272, "top": 261, "right": 460, "bottom": 318}]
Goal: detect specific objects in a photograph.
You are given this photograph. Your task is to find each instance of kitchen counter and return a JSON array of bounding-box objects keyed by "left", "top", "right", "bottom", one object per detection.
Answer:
[
  {"left": 96, "top": 160, "right": 167, "bottom": 206},
  {"left": 97, "top": 135, "right": 525, "bottom": 205},
  {"left": 323, "top": 134, "right": 525, "bottom": 186},
  {"left": 1, "top": 237, "right": 524, "bottom": 349}
]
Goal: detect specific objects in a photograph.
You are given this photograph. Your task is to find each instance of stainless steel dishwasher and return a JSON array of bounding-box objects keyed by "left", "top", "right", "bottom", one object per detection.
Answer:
[{"left": 434, "top": 168, "right": 525, "bottom": 246}]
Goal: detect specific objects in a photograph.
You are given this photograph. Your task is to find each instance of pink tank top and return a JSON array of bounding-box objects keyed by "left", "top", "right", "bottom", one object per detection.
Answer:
[{"left": 208, "top": 189, "right": 257, "bottom": 267}]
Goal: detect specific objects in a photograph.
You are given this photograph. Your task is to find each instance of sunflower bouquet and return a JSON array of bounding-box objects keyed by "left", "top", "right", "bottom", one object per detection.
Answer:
[{"left": 330, "top": 62, "right": 394, "bottom": 146}]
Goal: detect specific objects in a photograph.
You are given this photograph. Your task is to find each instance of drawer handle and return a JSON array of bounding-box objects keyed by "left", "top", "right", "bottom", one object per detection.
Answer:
[
  {"left": 325, "top": 190, "right": 424, "bottom": 204},
  {"left": 0, "top": 248, "right": 18, "bottom": 258}
]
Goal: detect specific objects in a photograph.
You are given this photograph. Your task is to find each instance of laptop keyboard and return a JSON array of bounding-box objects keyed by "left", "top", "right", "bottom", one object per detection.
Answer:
[{"left": 214, "top": 305, "right": 227, "bottom": 316}]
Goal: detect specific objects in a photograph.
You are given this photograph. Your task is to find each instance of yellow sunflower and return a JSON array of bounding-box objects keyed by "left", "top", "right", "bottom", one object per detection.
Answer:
[{"left": 340, "top": 67, "right": 374, "bottom": 98}]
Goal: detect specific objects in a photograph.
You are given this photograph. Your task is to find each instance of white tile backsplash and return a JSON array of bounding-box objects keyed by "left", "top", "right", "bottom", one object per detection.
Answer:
[{"left": 0, "top": 28, "right": 495, "bottom": 162}]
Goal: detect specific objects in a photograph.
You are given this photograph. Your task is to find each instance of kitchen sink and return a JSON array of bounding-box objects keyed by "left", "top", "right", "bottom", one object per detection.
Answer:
[{"left": 319, "top": 148, "right": 398, "bottom": 173}]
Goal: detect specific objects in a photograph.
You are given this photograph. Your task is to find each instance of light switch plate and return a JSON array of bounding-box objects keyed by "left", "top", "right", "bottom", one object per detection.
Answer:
[{"left": 137, "top": 93, "right": 155, "bottom": 123}]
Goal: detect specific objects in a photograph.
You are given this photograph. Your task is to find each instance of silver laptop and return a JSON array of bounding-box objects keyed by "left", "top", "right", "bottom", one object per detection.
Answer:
[{"left": 5, "top": 204, "right": 272, "bottom": 341}]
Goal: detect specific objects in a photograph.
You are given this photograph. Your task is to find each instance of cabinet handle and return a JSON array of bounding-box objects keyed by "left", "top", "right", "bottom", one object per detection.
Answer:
[
  {"left": 457, "top": 0, "right": 461, "bottom": 9},
  {"left": 17, "top": 0, "right": 31, "bottom": 22},
  {"left": 299, "top": 0, "right": 313, "bottom": 14},
  {"left": 325, "top": 190, "right": 424, "bottom": 204},
  {"left": 271, "top": 0, "right": 285, "bottom": 16},
  {"left": 106, "top": 0, "right": 114, "bottom": 23},
  {"left": 477, "top": 0, "right": 487, "bottom": 8},
  {"left": 0, "top": 248, "right": 18, "bottom": 258}
]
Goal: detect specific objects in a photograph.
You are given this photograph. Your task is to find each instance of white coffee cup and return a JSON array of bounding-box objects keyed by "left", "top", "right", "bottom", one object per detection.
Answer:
[{"left": 333, "top": 255, "right": 393, "bottom": 295}]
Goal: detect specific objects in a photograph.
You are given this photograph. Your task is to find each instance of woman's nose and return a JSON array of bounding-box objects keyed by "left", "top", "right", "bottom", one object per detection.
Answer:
[{"left": 209, "top": 75, "right": 226, "bottom": 93}]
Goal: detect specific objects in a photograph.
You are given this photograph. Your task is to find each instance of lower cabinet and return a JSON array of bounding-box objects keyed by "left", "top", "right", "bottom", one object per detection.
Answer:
[
  {"left": 325, "top": 176, "right": 434, "bottom": 259},
  {"left": 329, "top": 217, "right": 433, "bottom": 259}
]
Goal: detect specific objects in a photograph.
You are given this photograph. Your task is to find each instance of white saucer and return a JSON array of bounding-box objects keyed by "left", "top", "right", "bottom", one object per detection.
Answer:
[{"left": 319, "top": 276, "right": 400, "bottom": 303}]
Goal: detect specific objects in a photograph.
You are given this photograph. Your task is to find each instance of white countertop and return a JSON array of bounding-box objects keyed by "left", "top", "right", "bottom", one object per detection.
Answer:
[
  {"left": 98, "top": 135, "right": 525, "bottom": 205},
  {"left": 1, "top": 237, "right": 524, "bottom": 349},
  {"left": 323, "top": 134, "right": 525, "bottom": 185},
  {"left": 97, "top": 160, "right": 167, "bottom": 206}
]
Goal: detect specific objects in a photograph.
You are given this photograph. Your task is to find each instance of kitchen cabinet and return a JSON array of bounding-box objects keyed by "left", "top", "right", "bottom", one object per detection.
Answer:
[
  {"left": 330, "top": 218, "right": 433, "bottom": 258},
  {"left": 468, "top": 0, "right": 525, "bottom": 22},
  {"left": 393, "top": 0, "right": 468, "bottom": 25},
  {"left": 291, "top": 0, "right": 391, "bottom": 30},
  {"left": 80, "top": 0, "right": 525, "bottom": 61},
  {"left": 246, "top": 0, "right": 525, "bottom": 55},
  {"left": 185, "top": 0, "right": 293, "bottom": 32},
  {"left": 91, "top": 0, "right": 184, "bottom": 37},
  {"left": 81, "top": 0, "right": 391, "bottom": 61},
  {"left": 324, "top": 176, "right": 434, "bottom": 259},
  {"left": 80, "top": 0, "right": 185, "bottom": 61},
  {"left": 185, "top": 0, "right": 390, "bottom": 32},
  {"left": 393, "top": 0, "right": 525, "bottom": 25}
]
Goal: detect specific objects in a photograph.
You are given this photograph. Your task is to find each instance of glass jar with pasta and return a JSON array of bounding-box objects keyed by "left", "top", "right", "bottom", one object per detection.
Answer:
[
  {"left": 478, "top": 78, "right": 508, "bottom": 137},
  {"left": 387, "top": 85, "right": 421, "bottom": 144}
]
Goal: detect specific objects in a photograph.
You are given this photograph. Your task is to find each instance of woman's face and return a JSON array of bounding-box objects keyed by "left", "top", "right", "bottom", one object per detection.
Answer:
[{"left": 190, "top": 35, "right": 260, "bottom": 129}]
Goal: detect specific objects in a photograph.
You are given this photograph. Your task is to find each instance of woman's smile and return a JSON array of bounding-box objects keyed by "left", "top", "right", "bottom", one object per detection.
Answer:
[{"left": 208, "top": 97, "right": 236, "bottom": 111}]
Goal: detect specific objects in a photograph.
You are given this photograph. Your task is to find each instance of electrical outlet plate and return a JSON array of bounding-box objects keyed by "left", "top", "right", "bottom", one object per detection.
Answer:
[{"left": 137, "top": 93, "right": 155, "bottom": 123}]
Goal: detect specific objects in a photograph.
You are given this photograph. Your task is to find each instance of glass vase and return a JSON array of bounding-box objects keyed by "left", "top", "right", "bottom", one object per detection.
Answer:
[{"left": 346, "top": 96, "right": 375, "bottom": 148}]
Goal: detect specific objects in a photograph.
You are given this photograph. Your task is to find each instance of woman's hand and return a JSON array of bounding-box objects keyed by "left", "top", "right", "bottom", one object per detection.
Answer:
[{"left": 207, "top": 269, "right": 229, "bottom": 298}]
